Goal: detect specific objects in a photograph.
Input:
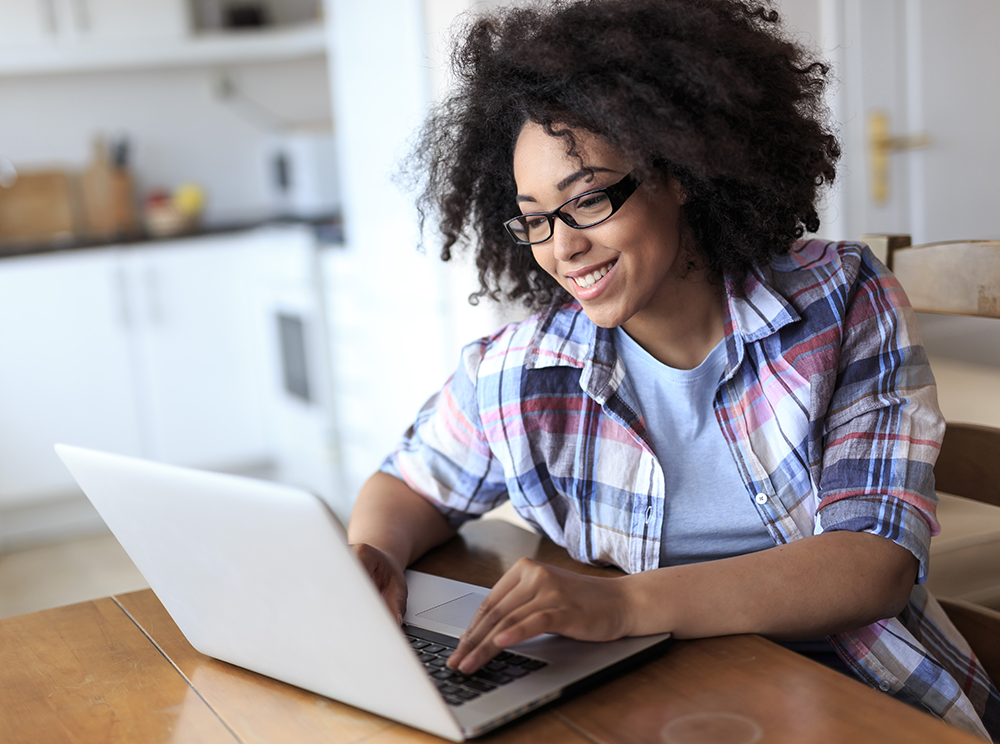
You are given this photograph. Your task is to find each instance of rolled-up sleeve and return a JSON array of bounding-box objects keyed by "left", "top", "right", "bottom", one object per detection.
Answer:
[
  {"left": 816, "top": 248, "right": 945, "bottom": 583},
  {"left": 380, "top": 337, "right": 510, "bottom": 529}
]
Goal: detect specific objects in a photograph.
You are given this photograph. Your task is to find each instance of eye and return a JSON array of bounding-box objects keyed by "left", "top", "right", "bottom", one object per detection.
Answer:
[
  {"left": 573, "top": 192, "right": 610, "bottom": 212},
  {"left": 525, "top": 215, "right": 548, "bottom": 230}
]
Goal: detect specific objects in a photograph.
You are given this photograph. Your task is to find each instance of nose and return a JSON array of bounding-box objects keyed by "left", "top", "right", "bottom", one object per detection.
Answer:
[{"left": 549, "top": 217, "right": 590, "bottom": 262}]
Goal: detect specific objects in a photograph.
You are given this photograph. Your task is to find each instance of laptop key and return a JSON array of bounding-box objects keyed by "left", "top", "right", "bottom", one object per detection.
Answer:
[
  {"left": 504, "top": 666, "right": 529, "bottom": 678},
  {"left": 471, "top": 669, "right": 513, "bottom": 685},
  {"left": 503, "top": 654, "right": 533, "bottom": 666},
  {"left": 462, "top": 678, "right": 496, "bottom": 693},
  {"left": 521, "top": 659, "right": 546, "bottom": 671}
]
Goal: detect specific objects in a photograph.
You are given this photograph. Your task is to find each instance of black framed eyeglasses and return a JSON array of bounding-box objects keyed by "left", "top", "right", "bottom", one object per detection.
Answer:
[{"left": 503, "top": 170, "right": 642, "bottom": 245}]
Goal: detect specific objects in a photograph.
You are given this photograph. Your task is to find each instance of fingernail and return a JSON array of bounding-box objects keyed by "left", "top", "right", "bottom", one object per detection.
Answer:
[{"left": 396, "top": 612, "right": 403, "bottom": 625}]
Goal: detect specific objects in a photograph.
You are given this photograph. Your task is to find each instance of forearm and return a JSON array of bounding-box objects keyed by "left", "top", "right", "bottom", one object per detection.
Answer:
[
  {"left": 348, "top": 471, "right": 457, "bottom": 568},
  {"left": 623, "top": 530, "right": 918, "bottom": 640}
]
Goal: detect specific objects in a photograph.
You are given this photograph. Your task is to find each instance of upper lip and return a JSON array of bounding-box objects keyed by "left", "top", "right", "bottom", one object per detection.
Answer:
[{"left": 564, "top": 259, "right": 616, "bottom": 279}]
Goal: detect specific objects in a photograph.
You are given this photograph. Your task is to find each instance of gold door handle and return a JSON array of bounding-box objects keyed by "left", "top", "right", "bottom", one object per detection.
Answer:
[{"left": 868, "top": 110, "right": 932, "bottom": 205}]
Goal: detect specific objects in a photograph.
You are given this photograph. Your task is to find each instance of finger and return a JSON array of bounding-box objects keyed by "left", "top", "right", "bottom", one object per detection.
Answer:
[
  {"left": 458, "top": 603, "right": 559, "bottom": 674},
  {"left": 463, "top": 558, "right": 547, "bottom": 639},
  {"left": 451, "top": 591, "right": 549, "bottom": 673},
  {"left": 351, "top": 544, "right": 408, "bottom": 623},
  {"left": 387, "top": 575, "right": 408, "bottom": 624},
  {"left": 448, "top": 573, "right": 533, "bottom": 669}
]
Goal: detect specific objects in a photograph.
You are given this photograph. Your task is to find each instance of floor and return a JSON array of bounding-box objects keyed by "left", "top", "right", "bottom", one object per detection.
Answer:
[
  {"left": 0, "top": 530, "right": 148, "bottom": 619},
  {"left": 0, "top": 502, "right": 530, "bottom": 620}
]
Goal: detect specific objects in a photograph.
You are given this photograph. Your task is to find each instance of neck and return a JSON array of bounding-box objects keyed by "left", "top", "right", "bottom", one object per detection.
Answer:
[{"left": 620, "top": 271, "right": 726, "bottom": 370}]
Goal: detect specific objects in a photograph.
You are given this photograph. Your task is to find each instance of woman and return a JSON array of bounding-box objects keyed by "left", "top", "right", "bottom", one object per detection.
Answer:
[{"left": 348, "top": 0, "right": 1000, "bottom": 738}]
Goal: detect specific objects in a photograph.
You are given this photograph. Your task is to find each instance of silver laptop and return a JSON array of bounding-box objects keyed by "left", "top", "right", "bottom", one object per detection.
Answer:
[{"left": 55, "top": 444, "right": 671, "bottom": 741}]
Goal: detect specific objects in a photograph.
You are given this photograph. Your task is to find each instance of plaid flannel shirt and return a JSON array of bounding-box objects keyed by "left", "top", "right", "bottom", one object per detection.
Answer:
[{"left": 383, "top": 239, "right": 1000, "bottom": 740}]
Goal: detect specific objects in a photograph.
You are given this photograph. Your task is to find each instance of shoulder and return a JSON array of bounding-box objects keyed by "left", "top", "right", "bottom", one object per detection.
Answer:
[
  {"left": 764, "top": 238, "right": 905, "bottom": 315},
  {"left": 769, "top": 238, "right": 881, "bottom": 286},
  {"left": 460, "top": 301, "right": 595, "bottom": 379}
]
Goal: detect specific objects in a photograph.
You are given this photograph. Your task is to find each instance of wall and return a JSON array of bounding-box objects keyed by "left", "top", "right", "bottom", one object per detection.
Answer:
[{"left": 0, "top": 56, "right": 332, "bottom": 226}]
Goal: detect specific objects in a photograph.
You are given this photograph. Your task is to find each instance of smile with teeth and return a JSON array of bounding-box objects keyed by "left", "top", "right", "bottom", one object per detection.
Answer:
[{"left": 572, "top": 261, "right": 616, "bottom": 289}]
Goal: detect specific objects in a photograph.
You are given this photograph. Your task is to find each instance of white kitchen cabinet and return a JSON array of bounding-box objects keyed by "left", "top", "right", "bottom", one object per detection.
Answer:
[
  {"left": 0, "top": 0, "right": 53, "bottom": 47},
  {"left": 67, "top": 0, "right": 190, "bottom": 43},
  {"left": 0, "top": 4, "right": 324, "bottom": 76},
  {"left": 0, "top": 227, "right": 297, "bottom": 507},
  {"left": 0, "top": 0, "right": 189, "bottom": 50},
  {"left": 0, "top": 247, "right": 144, "bottom": 506},
  {"left": 121, "top": 233, "right": 270, "bottom": 470}
]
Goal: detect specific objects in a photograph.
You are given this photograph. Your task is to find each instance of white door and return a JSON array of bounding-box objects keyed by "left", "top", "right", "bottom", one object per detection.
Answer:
[
  {"left": 827, "top": 0, "right": 1000, "bottom": 427},
  {"left": 829, "top": 0, "right": 1000, "bottom": 244}
]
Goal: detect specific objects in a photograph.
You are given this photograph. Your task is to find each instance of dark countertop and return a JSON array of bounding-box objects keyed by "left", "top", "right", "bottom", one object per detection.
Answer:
[{"left": 0, "top": 215, "right": 343, "bottom": 259}]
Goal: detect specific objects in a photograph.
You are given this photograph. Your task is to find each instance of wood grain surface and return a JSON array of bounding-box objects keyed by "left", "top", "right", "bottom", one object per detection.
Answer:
[
  {"left": 1, "top": 519, "right": 985, "bottom": 744},
  {"left": 0, "top": 597, "right": 235, "bottom": 743}
]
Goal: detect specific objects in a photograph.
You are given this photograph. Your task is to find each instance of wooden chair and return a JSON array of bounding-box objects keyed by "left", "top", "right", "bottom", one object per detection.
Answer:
[
  {"left": 863, "top": 235, "right": 1000, "bottom": 318},
  {"left": 864, "top": 235, "right": 1000, "bottom": 683},
  {"left": 937, "top": 596, "right": 1000, "bottom": 687},
  {"left": 935, "top": 423, "right": 1000, "bottom": 509},
  {"left": 929, "top": 422, "right": 1000, "bottom": 684}
]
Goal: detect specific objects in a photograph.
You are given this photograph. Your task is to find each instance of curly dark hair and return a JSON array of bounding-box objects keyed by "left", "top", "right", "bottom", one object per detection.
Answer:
[{"left": 409, "top": 0, "right": 841, "bottom": 310}]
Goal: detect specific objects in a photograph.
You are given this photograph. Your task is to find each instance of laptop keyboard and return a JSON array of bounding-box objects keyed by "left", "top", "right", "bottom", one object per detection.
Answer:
[{"left": 404, "top": 625, "right": 547, "bottom": 707}]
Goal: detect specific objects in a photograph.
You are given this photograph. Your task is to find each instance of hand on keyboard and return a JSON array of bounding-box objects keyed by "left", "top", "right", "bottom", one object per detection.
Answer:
[
  {"left": 448, "top": 558, "right": 630, "bottom": 674},
  {"left": 350, "top": 543, "right": 408, "bottom": 624}
]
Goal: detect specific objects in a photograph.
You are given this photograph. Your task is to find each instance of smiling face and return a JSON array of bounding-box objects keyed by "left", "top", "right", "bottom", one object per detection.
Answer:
[{"left": 513, "top": 122, "right": 693, "bottom": 336}]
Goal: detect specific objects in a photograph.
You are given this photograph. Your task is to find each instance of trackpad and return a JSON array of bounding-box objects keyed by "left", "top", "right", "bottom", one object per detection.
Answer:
[{"left": 416, "top": 592, "right": 486, "bottom": 629}]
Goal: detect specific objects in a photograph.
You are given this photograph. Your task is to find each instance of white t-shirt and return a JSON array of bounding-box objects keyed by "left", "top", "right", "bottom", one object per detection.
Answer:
[{"left": 613, "top": 327, "right": 774, "bottom": 566}]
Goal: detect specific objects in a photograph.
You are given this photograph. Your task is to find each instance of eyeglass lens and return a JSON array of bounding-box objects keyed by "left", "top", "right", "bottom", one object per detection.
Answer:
[{"left": 506, "top": 190, "right": 614, "bottom": 244}]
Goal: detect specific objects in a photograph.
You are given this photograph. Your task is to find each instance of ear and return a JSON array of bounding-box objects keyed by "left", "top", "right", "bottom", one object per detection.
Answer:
[{"left": 670, "top": 178, "right": 690, "bottom": 205}]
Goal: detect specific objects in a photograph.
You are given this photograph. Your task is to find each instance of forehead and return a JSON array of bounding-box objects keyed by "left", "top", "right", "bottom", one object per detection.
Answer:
[{"left": 512, "top": 122, "right": 627, "bottom": 188}]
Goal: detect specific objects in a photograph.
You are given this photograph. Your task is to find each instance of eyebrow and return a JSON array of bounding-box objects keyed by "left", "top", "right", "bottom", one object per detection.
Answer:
[{"left": 516, "top": 166, "right": 617, "bottom": 204}]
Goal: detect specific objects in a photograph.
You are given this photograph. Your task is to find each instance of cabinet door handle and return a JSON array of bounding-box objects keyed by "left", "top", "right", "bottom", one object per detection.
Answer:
[
  {"left": 70, "top": 0, "right": 90, "bottom": 33},
  {"left": 41, "top": 0, "right": 59, "bottom": 35},
  {"left": 145, "top": 267, "right": 164, "bottom": 325},
  {"left": 116, "top": 264, "right": 132, "bottom": 328}
]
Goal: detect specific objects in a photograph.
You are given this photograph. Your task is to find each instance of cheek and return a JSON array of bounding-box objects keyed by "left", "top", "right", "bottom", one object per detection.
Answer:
[{"left": 530, "top": 247, "right": 559, "bottom": 279}]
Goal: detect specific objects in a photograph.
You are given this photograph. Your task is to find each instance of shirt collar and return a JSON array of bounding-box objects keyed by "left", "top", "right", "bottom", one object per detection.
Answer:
[
  {"left": 524, "top": 301, "right": 623, "bottom": 405},
  {"left": 720, "top": 265, "right": 801, "bottom": 381},
  {"left": 524, "top": 266, "right": 801, "bottom": 398}
]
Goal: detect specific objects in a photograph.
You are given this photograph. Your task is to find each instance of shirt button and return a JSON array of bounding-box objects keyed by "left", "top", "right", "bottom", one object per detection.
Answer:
[
  {"left": 878, "top": 679, "right": 892, "bottom": 692},
  {"left": 755, "top": 493, "right": 768, "bottom": 505}
]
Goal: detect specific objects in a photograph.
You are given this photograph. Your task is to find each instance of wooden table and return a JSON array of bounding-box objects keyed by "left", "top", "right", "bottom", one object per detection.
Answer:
[{"left": 0, "top": 519, "right": 982, "bottom": 743}]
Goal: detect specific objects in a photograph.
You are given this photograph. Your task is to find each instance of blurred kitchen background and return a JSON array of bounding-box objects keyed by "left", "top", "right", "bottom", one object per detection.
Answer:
[{"left": 1, "top": 0, "right": 998, "bottom": 617}]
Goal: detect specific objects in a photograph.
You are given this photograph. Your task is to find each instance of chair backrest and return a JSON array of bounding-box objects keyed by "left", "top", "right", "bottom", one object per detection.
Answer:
[
  {"left": 863, "top": 234, "right": 1000, "bottom": 318},
  {"left": 935, "top": 423, "right": 1000, "bottom": 508},
  {"left": 936, "top": 597, "right": 1000, "bottom": 687},
  {"left": 934, "top": 424, "right": 1000, "bottom": 686}
]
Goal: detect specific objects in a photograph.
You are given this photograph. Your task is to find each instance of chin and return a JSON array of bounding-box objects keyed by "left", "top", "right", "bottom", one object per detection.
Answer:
[{"left": 580, "top": 306, "right": 630, "bottom": 330}]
